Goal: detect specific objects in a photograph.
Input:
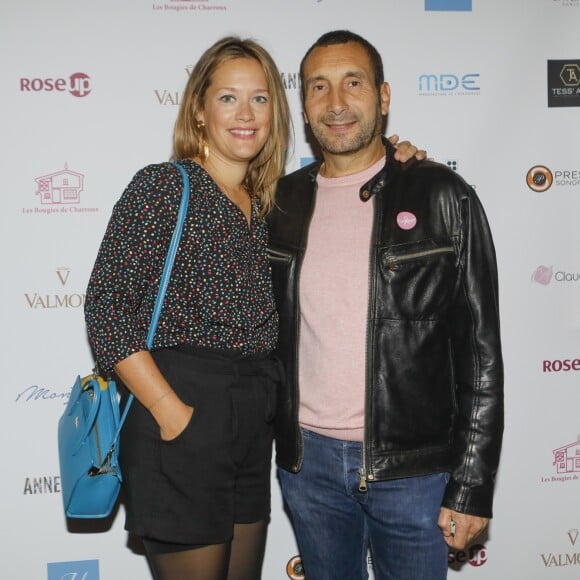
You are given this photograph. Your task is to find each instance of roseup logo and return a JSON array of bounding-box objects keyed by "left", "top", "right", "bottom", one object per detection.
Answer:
[
  {"left": 20, "top": 72, "right": 92, "bottom": 97},
  {"left": 532, "top": 265, "right": 553, "bottom": 285},
  {"left": 448, "top": 544, "right": 488, "bottom": 567}
]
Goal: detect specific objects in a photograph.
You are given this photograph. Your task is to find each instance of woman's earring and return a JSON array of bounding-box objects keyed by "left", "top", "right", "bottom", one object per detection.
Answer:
[{"left": 196, "top": 120, "right": 209, "bottom": 161}]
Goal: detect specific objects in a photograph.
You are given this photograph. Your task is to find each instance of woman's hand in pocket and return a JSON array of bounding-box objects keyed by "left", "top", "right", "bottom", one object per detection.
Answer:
[{"left": 150, "top": 391, "right": 195, "bottom": 441}]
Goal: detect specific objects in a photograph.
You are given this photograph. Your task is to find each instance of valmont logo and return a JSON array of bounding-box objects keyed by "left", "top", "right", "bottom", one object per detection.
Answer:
[
  {"left": 20, "top": 73, "right": 91, "bottom": 98},
  {"left": 154, "top": 66, "right": 190, "bottom": 106},
  {"left": 541, "top": 529, "right": 580, "bottom": 568},
  {"left": 418, "top": 73, "right": 480, "bottom": 96},
  {"left": 425, "top": 0, "right": 472, "bottom": 11},
  {"left": 47, "top": 559, "right": 99, "bottom": 580},
  {"left": 24, "top": 267, "right": 86, "bottom": 310}
]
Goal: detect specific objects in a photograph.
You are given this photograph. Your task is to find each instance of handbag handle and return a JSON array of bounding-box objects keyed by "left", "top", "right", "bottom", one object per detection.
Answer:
[{"left": 112, "top": 162, "right": 191, "bottom": 443}]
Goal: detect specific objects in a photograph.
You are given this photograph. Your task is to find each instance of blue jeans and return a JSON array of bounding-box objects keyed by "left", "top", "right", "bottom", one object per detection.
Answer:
[{"left": 277, "top": 429, "right": 449, "bottom": 580}]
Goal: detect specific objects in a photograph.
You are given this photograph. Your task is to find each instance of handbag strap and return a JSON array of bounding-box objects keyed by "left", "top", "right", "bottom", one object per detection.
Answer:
[{"left": 112, "top": 162, "right": 190, "bottom": 444}]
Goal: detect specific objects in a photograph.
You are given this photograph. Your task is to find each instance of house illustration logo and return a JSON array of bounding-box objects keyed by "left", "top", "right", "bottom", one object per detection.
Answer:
[
  {"left": 35, "top": 164, "right": 84, "bottom": 205},
  {"left": 553, "top": 440, "right": 580, "bottom": 475}
]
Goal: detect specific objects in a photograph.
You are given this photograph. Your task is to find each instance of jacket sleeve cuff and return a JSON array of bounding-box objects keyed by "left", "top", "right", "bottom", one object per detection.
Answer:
[{"left": 441, "top": 478, "right": 495, "bottom": 519}]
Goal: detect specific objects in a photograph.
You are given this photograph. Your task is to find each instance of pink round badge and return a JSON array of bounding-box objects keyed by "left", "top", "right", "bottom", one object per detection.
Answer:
[{"left": 396, "top": 211, "right": 417, "bottom": 230}]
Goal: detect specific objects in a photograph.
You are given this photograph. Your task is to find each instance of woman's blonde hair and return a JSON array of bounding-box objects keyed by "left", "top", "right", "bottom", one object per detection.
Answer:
[{"left": 173, "top": 36, "right": 291, "bottom": 215}]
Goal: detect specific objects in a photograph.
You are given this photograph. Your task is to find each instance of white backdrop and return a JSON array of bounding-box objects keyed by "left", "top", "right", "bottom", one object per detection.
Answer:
[{"left": 2, "top": 1, "right": 580, "bottom": 578}]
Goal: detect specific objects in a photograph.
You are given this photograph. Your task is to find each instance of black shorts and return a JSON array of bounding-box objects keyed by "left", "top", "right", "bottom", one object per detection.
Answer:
[{"left": 119, "top": 345, "right": 280, "bottom": 547}]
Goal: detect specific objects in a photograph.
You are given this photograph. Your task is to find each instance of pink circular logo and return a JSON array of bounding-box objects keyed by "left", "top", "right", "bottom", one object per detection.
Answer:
[
  {"left": 396, "top": 211, "right": 417, "bottom": 230},
  {"left": 69, "top": 72, "right": 92, "bottom": 97}
]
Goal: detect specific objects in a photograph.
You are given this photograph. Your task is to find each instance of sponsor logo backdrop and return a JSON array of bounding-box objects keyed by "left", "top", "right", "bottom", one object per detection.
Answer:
[{"left": 1, "top": 1, "right": 579, "bottom": 578}]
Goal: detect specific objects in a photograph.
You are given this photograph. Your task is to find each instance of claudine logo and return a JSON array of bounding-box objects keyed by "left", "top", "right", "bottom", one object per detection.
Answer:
[{"left": 47, "top": 559, "right": 99, "bottom": 580}]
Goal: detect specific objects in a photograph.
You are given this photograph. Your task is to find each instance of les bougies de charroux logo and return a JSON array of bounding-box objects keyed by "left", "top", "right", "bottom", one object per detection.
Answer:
[
  {"left": 152, "top": 0, "right": 229, "bottom": 13},
  {"left": 541, "top": 437, "right": 580, "bottom": 485},
  {"left": 24, "top": 267, "right": 85, "bottom": 310},
  {"left": 23, "top": 164, "right": 99, "bottom": 215}
]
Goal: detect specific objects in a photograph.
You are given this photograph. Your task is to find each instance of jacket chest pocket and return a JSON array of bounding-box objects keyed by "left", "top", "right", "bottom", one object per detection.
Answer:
[{"left": 378, "top": 239, "right": 458, "bottom": 319}]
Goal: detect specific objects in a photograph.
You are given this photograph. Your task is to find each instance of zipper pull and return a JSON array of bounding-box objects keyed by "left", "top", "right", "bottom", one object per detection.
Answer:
[{"left": 358, "top": 468, "right": 368, "bottom": 493}]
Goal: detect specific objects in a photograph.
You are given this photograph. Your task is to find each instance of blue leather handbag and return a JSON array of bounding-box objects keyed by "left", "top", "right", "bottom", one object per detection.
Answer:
[{"left": 57, "top": 162, "right": 190, "bottom": 519}]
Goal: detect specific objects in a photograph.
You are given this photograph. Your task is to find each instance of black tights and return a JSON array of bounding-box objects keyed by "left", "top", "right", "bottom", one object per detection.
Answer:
[{"left": 145, "top": 520, "right": 268, "bottom": 580}]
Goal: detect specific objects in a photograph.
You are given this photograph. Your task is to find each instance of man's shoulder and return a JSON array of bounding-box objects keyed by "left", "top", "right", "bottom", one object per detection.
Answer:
[
  {"left": 278, "top": 160, "right": 320, "bottom": 189},
  {"left": 398, "top": 158, "right": 474, "bottom": 198}
]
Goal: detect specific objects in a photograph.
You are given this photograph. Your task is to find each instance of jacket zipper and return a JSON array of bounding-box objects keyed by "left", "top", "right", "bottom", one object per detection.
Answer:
[
  {"left": 385, "top": 246, "right": 454, "bottom": 270},
  {"left": 360, "top": 193, "right": 381, "bottom": 493},
  {"left": 291, "top": 180, "right": 319, "bottom": 472},
  {"left": 267, "top": 248, "right": 292, "bottom": 263}
]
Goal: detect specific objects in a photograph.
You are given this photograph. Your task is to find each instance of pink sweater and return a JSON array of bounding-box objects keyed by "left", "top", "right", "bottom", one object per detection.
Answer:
[{"left": 298, "top": 158, "right": 384, "bottom": 441}]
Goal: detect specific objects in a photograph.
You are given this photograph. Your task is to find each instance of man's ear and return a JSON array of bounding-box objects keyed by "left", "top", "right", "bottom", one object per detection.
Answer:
[
  {"left": 302, "top": 111, "right": 309, "bottom": 125},
  {"left": 380, "top": 82, "right": 391, "bottom": 116}
]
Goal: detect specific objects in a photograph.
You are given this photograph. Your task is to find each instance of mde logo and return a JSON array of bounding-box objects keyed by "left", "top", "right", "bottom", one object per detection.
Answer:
[
  {"left": 47, "top": 559, "right": 99, "bottom": 580},
  {"left": 418, "top": 72, "right": 480, "bottom": 96},
  {"left": 20, "top": 73, "right": 92, "bottom": 98}
]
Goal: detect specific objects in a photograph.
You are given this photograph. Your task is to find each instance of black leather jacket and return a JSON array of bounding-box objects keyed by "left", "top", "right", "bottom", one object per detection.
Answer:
[{"left": 267, "top": 142, "right": 503, "bottom": 517}]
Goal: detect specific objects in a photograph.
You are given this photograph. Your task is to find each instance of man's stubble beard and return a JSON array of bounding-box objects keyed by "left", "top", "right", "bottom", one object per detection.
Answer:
[{"left": 309, "top": 104, "right": 384, "bottom": 156}]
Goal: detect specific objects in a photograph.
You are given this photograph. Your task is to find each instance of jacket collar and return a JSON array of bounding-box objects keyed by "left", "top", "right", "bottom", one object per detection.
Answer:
[{"left": 305, "top": 137, "right": 398, "bottom": 202}]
